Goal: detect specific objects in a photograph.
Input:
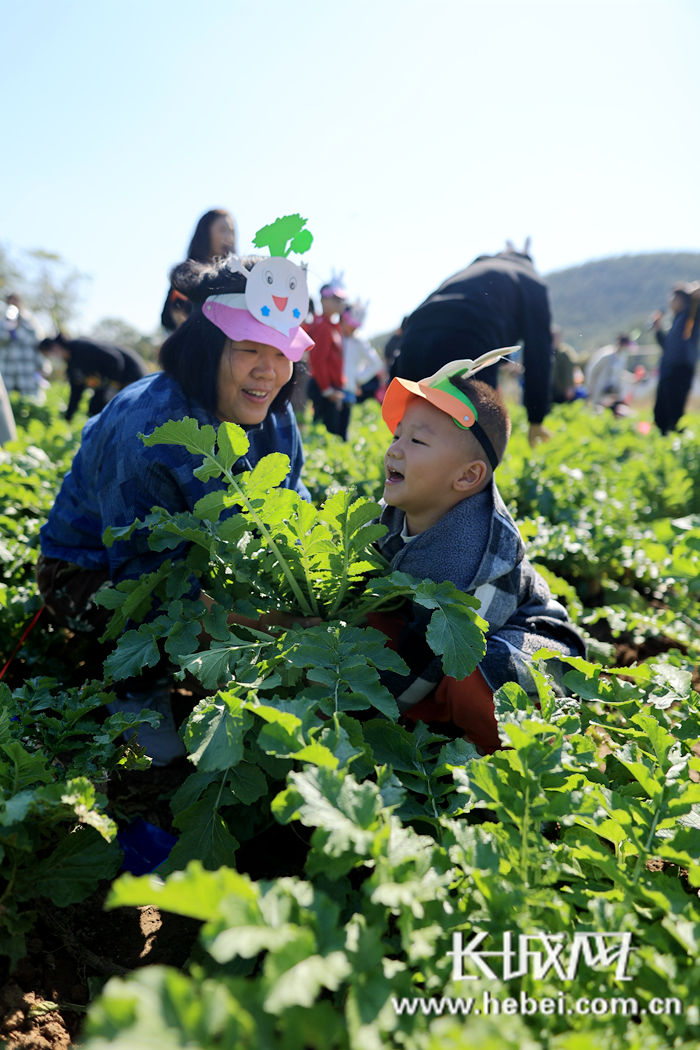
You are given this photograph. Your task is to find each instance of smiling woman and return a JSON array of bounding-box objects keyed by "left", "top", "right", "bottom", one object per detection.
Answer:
[
  {"left": 216, "top": 341, "right": 293, "bottom": 425},
  {"left": 39, "top": 253, "right": 311, "bottom": 594},
  {"left": 35, "top": 237, "right": 315, "bottom": 763}
]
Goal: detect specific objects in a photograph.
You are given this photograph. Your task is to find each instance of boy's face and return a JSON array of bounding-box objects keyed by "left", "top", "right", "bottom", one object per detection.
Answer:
[
  {"left": 383, "top": 397, "right": 484, "bottom": 533},
  {"left": 321, "top": 294, "right": 344, "bottom": 318}
]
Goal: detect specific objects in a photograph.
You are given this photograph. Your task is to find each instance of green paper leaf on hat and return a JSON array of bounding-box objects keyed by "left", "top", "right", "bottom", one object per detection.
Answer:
[
  {"left": 253, "top": 214, "right": 313, "bottom": 258},
  {"left": 290, "top": 228, "right": 313, "bottom": 255}
]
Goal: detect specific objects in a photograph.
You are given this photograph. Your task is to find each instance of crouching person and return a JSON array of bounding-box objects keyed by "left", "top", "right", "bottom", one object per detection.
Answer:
[{"left": 371, "top": 349, "right": 586, "bottom": 753}]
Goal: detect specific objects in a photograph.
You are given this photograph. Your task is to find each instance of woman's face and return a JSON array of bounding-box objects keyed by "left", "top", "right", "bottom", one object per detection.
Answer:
[
  {"left": 209, "top": 215, "right": 236, "bottom": 259},
  {"left": 216, "top": 339, "right": 293, "bottom": 424}
]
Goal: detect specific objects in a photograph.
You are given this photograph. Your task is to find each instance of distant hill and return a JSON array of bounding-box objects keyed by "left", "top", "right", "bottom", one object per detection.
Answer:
[{"left": 546, "top": 252, "right": 700, "bottom": 355}]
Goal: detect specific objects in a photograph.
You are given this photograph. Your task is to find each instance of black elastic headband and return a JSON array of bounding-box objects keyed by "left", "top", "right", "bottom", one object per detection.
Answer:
[{"left": 466, "top": 418, "right": 499, "bottom": 471}]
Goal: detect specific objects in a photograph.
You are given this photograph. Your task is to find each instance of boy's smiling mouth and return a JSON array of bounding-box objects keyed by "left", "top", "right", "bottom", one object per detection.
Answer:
[{"left": 385, "top": 467, "right": 404, "bottom": 484}]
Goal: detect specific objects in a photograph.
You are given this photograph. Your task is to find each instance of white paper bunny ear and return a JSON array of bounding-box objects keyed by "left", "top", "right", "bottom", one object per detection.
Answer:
[
  {"left": 522, "top": 236, "right": 532, "bottom": 256},
  {"left": 224, "top": 253, "right": 248, "bottom": 278},
  {"left": 505, "top": 239, "right": 517, "bottom": 253},
  {"left": 424, "top": 346, "right": 520, "bottom": 387}
]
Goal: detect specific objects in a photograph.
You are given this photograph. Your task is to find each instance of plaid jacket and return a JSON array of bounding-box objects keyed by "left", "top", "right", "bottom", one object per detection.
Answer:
[
  {"left": 0, "top": 315, "right": 43, "bottom": 396},
  {"left": 376, "top": 480, "right": 585, "bottom": 709}
]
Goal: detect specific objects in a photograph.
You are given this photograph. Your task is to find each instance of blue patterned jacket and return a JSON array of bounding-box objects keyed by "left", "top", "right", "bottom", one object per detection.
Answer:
[{"left": 40, "top": 372, "right": 309, "bottom": 582}]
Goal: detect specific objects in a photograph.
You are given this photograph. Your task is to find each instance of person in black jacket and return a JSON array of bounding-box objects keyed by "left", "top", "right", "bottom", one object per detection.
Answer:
[
  {"left": 651, "top": 282, "right": 700, "bottom": 435},
  {"left": 390, "top": 240, "right": 554, "bottom": 447},
  {"left": 39, "top": 334, "right": 149, "bottom": 420}
]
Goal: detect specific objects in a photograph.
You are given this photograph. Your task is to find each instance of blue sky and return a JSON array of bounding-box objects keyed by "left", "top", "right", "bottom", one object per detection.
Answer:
[{"left": 2, "top": 0, "right": 699, "bottom": 339}]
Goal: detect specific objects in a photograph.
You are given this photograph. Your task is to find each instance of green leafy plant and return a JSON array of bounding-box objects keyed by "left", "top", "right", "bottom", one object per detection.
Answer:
[{"left": 3, "top": 390, "right": 700, "bottom": 1046}]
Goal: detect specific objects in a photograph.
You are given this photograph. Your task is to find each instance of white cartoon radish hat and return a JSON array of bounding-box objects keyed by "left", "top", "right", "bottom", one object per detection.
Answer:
[{"left": 203, "top": 214, "right": 314, "bottom": 361}]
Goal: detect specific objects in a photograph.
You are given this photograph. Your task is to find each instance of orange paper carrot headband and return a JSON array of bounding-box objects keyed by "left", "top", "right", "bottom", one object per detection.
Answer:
[{"left": 382, "top": 347, "right": 519, "bottom": 468}]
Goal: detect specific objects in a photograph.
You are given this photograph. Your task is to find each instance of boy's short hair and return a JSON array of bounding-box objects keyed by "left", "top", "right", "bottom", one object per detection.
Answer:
[{"left": 449, "top": 377, "right": 511, "bottom": 467}]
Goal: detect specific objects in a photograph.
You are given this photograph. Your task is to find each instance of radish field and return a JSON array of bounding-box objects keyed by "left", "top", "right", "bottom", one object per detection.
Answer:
[{"left": 1, "top": 384, "right": 699, "bottom": 1050}]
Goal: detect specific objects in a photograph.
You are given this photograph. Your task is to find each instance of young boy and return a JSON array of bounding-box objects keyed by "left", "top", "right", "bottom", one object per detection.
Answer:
[{"left": 373, "top": 350, "right": 586, "bottom": 753}]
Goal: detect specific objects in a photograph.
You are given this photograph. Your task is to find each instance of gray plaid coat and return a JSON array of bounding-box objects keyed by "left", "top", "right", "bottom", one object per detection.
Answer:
[{"left": 376, "top": 480, "right": 586, "bottom": 710}]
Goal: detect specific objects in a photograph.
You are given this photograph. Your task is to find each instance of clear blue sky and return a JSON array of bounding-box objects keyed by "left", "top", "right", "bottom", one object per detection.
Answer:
[{"left": 2, "top": 0, "right": 698, "bottom": 339}]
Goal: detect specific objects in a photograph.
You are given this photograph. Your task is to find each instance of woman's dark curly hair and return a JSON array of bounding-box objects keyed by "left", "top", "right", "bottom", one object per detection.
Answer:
[{"left": 159, "top": 257, "right": 300, "bottom": 417}]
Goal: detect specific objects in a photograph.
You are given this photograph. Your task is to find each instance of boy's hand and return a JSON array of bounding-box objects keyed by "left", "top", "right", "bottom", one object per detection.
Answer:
[{"left": 528, "top": 422, "right": 551, "bottom": 447}]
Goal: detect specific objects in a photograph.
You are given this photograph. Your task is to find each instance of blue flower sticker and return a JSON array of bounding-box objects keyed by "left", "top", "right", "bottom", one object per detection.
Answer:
[
  {"left": 293, "top": 308, "right": 300, "bottom": 319},
  {"left": 261, "top": 305, "right": 271, "bottom": 317}
]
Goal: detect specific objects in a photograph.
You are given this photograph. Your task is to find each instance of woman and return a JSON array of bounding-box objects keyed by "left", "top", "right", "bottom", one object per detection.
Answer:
[
  {"left": 652, "top": 282, "right": 700, "bottom": 435},
  {"left": 38, "top": 244, "right": 313, "bottom": 763},
  {"left": 161, "top": 209, "right": 237, "bottom": 331}
]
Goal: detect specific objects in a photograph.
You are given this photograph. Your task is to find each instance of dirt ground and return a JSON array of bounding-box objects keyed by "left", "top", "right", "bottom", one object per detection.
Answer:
[
  {"left": 0, "top": 898, "right": 200, "bottom": 1049},
  {"left": 0, "top": 758, "right": 200, "bottom": 1050}
]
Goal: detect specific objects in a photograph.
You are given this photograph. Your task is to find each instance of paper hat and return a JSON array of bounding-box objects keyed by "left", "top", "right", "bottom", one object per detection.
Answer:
[
  {"left": 342, "top": 299, "right": 368, "bottom": 329},
  {"left": 320, "top": 271, "right": 347, "bottom": 300},
  {"left": 202, "top": 214, "right": 314, "bottom": 362},
  {"left": 381, "top": 347, "right": 519, "bottom": 469}
]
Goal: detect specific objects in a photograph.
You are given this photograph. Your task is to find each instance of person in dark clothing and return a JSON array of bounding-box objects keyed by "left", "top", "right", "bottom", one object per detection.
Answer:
[
  {"left": 383, "top": 316, "right": 409, "bottom": 373},
  {"left": 551, "top": 325, "right": 583, "bottom": 403},
  {"left": 39, "top": 334, "right": 149, "bottom": 420},
  {"left": 161, "top": 209, "right": 237, "bottom": 331},
  {"left": 391, "top": 240, "right": 554, "bottom": 447},
  {"left": 651, "top": 282, "right": 700, "bottom": 435}
]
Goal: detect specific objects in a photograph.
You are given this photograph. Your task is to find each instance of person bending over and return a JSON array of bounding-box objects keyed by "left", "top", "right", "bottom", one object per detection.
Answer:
[{"left": 39, "top": 333, "right": 149, "bottom": 420}]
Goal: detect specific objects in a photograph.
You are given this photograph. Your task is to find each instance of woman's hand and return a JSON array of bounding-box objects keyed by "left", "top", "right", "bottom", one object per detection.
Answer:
[
  {"left": 256, "top": 610, "right": 322, "bottom": 632},
  {"left": 200, "top": 591, "right": 321, "bottom": 635}
]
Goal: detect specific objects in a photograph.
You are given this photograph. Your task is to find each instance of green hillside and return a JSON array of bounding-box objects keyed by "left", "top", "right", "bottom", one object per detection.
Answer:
[{"left": 546, "top": 251, "right": 700, "bottom": 354}]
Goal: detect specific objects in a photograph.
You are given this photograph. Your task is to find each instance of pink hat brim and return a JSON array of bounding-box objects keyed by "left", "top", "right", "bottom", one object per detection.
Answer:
[{"left": 202, "top": 301, "right": 313, "bottom": 362}]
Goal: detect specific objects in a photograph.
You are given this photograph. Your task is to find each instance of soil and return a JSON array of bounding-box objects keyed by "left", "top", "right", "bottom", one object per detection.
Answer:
[
  {"left": 0, "top": 898, "right": 200, "bottom": 1049},
  {"left": 0, "top": 757, "right": 201, "bottom": 1050}
]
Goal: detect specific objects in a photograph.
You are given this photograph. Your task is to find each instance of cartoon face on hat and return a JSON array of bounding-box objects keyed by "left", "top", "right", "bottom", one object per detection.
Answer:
[
  {"left": 245, "top": 256, "right": 309, "bottom": 336},
  {"left": 202, "top": 213, "right": 314, "bottom": 362}
]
